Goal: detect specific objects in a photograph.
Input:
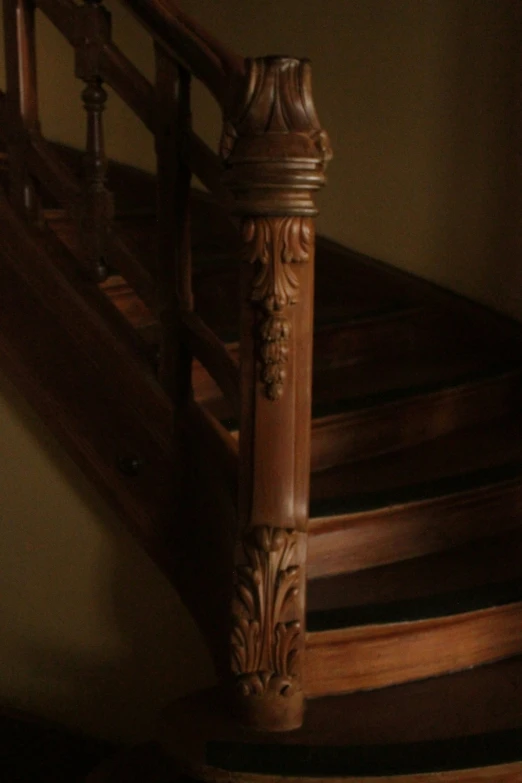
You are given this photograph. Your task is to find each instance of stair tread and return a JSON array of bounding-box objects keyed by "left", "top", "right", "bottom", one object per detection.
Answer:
[
  {"left": 310, "top": 414, "right": 522, "bottom": 517},
  {"left": 311, "top": 351, "right": 521, "bottom": 414},
  {"left": 163, "top": 658, "right": 522, "bottom": 777},
  {"left": 307, "top": 569, "right": 522, "bottom": 631},
  {"left": 308, "top": 526, "right": 522, "bottom": 612},
  {"left": 210, "top": 346, "right": 520, "bottom": 433}
]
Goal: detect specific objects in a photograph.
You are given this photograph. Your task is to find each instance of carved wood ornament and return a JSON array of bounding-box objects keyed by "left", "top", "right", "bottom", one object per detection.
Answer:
[
  {"left": 231, "top": 526, "right": 301, "bottom": 698},
  {"left": 242, "top": 216, "right": 312, "bottom": 400},
  {"left": 223, "top": 56, "right": 330, "bottom": 731}
]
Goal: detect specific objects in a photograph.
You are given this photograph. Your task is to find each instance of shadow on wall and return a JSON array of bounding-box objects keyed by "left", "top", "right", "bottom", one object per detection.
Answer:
[{"left": 0, "top": 369, "right": 215, "bottom": 743}]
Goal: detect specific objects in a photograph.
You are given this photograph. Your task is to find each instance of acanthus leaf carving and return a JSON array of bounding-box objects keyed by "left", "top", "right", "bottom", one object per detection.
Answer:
[
  {"left": 243, "top": 216, "right": 312, "bottom": 400},
  {"left": 231, "top": 526, "right": 302, "bottom": 699},
  {"left": 220, "top": 57, "right": 332, "bottom": 167}
]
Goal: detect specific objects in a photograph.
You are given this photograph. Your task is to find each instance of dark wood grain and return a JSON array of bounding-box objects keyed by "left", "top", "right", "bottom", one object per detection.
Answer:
[
  {"left": 305, "top": 599, "right": 522, "bottom": 695},
  {"left": 309, "top": 477, "right": 522, "bottom": 578}
]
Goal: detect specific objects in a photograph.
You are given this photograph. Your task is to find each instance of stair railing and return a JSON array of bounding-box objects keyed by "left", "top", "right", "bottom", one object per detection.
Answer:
[{"left": 1, "top": 0, "right": 330, "bottom": 732}]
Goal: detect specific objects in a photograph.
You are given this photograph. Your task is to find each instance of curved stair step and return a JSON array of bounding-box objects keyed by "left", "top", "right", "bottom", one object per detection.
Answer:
[
  {"left": 161, "top": 657, "right": 522, "bottom": 781},
  {"left": 307, "top": 525, "right": 522, "bottom": 610},
  {"left": 311, "top": 357, "right": 522, "bottom": 469},
  {"left": 304, "top": 568, "right": 522, "bottom": 696},
  {"left": 309, "top": 416, "right": 522, "bottom": 577}
]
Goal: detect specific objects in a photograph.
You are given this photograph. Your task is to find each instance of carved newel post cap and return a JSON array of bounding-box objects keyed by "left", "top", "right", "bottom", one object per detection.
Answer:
[{"left": 221, "top": 56, "right": 332, "bottom": 217}]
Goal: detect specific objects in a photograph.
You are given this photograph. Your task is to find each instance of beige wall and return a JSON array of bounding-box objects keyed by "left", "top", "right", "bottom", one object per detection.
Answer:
[
  {"left": 0, "top": 369, "right": 215, "bottom": 741},
  {"left": 0, "top": 0, "right": 520, "bottom": 741},
  {"left": 183, "top": 0, "right": 521, "bottom": 319}
]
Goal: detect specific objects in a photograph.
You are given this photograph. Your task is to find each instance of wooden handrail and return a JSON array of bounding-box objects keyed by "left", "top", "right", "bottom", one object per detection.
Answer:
[
  {"left": 100, "top": 42, "right": 157, "bottom": 132},
  {"left": 122, "top": 0, "right": 246, "bottom": 106},
  {"left": 34, "top": 0, "right": 76, "bottom": 42}
]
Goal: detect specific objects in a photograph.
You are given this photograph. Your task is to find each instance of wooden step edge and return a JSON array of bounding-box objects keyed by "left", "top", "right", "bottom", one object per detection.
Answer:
[
  {"left": 316, "top": 235, "right": 522, "bottom": 350},
  {"left": 159, "top": 679, "right": 522, "bottom": 782},
  {"left": 311, "top": 358, "right": 522, "bottom": 421},
  {"left": 307, "top": 577, "right": 522, "bottom": 632},
  {"left": 311, "top": 365, "right": 522, "bottom": 470},
  {"left": 200, "top": 738, "right": 522, "bottom": 782},
  {"left": 304, "top": 592, "right": 522, "bottom": 695},
  {"left": 213, "top": 359, "right": 522, "bottom": 443},
  {"left": 310, "top": 459, "right": 522, "bottom": 521},
  {"left": 307, "top": 526, "right": 522, "bottom": 612},
  {"left": 308, "top": 475, "right": 522, "bottom": 578}
]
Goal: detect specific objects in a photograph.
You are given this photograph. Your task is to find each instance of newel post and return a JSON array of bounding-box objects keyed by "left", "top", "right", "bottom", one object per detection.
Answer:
[{"left": 221, "top": 57, "right": 331, "bottom": 731}]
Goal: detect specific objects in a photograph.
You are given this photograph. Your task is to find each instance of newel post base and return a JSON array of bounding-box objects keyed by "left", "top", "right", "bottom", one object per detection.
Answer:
[
  {"left": 221, "top": 56, "right": 331, "bottom": 732},
  {"left": 230, "top": 525, "right": 307, "bottom": 732}
]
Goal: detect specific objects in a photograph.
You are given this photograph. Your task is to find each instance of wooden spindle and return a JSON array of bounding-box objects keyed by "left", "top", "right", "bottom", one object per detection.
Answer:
[
  {"left": 80, "top": 75, "right": 111, "bottom": 281},
  {"left": 75, "top": 0, "right": 113, "bottom": 281},
  {"left": 154, "top": 43, "right": 192, "bottom": 402},
  {"left": 223, "top": 56, "right": 331, "bottom": 732},
  {"left": 3, "top": 0, "right": 41, "bottom": 220}
]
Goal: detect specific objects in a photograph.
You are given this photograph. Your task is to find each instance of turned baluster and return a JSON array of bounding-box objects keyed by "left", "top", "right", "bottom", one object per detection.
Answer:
[
  {"left": 3, "top": 0, "right": 40, "bottom": 220},
  {"left": 75, "top": 0, "right": 114, "bottom": 281},
  {"left": 223, "top": 57, "right": 331, "bottom": 732},
  {"left": 154, "top": 43, "right": 192, "bottom": 402}
]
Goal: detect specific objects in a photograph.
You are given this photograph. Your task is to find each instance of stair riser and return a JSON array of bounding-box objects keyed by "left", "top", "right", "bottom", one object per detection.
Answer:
[
  {"left": 308, "top": 480, "right": 522, "bottom": 578},
  {"left": 307, "top": 529, "right": 522, "bottom": 612},
  {"left": 304, "top": 602, "right": 522, "bottom": 696},
  {"left": 311, "top": 372, "right": 522, "bottom": 470},
  {"left": 311, "top": 307, "right": 430, "bottom": 368}
]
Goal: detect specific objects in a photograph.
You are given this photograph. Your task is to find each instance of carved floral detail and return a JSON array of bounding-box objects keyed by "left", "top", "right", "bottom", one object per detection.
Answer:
[
  {"left": 243, "top": 216, "right": 312, "bottom": 400},
  {"left": 231, "top": 526, "right": 301, "bottom": 698},
  {"left": 220, "top": 57, "right": 332, "bottom": 166}
]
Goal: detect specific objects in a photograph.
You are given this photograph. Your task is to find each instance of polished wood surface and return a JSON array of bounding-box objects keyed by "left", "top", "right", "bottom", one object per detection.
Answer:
[
  {"left": 308, "top": 526, "right": 522, "bottom": 612},
  {"left": 160, "top": 658, "right": 522, "bottom": 781},
  {"left": 304, "top": 601, "right": 522, "bottom": 696},
  {"left": 3, "top": 0, "right": 522, "bottom": 769},
  {"left": 226, "top": 56, "right": 330, "bottom": 731}
]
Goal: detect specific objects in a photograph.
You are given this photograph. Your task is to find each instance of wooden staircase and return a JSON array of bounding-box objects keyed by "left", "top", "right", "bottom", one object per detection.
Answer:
[{"left": 1, "top": 0, "right": 522, "bottom": 780}]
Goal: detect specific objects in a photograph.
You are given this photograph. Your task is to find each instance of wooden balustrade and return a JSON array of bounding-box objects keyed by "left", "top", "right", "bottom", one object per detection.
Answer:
[{"left": 1, "top": 0, "right": 329, "bottom": 734}]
